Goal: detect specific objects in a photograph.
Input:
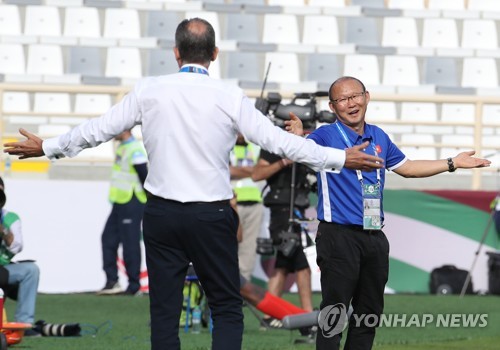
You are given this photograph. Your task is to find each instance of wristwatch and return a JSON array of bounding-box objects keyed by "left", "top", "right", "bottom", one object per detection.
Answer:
[{"left": 447, "top": 157, "right": 456, "bottom": 173}]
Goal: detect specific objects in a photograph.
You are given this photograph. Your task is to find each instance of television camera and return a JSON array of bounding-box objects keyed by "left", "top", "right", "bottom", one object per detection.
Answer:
[{"left": 255, "top": 91, "right": 336, "bottom": 130}]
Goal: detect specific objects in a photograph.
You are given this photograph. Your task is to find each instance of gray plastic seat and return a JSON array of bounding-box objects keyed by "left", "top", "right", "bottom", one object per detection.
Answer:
[
  {"left": 146, "top": 11, "right": 181, "bottom": 40},
  {"left": 225, "top": 52, "right": 263, "bottom": 89},
  {"left": 423, "top": 57, "right": 458, "bottom": 87},
  {"left": 351, "top": 0, "right": 386, "bottom": 7},
  {"left": 225, "top": 13, "right": 260, "bottom": 43},
  {"left": 67, "top": 46, "right": 102, "bottom": 76},
  {"left": 345, "top": 17, "right": 380, "bottom": 46},
  {"left": 306, "top": 54, "right": 340, "bottom": 90},
  {"left": 147, "top": 49, "right": 179, "bottom": 76}
]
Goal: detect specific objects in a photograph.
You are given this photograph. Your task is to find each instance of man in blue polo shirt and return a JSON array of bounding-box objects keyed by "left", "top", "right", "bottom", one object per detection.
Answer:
[{"left": 304, "top": 76, "right": 491, "bottom": 350}]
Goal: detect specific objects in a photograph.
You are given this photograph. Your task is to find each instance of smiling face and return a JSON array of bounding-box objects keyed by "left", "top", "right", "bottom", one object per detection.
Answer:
[{"left": 328, "top": 77, "right": 370, "bottom": 135}]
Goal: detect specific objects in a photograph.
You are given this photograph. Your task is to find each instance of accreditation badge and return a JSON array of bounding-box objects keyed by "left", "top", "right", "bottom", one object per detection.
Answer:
[{"left": 362, "top": 184, "right": 381, "bottom": 230}]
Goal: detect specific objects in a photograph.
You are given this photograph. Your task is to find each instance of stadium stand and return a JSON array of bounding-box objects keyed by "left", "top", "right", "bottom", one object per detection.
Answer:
[{"left": 0, "top": 0, "right": 498, "bottom": 190}]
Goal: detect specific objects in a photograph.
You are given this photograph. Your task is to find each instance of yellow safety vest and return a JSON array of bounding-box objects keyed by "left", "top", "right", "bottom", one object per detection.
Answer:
[
  {"left": 109, "top": 140, "right": 147, "bottom": 204},
  {"left": 231, "top": 143, "right": 262, "bottom": 203}
]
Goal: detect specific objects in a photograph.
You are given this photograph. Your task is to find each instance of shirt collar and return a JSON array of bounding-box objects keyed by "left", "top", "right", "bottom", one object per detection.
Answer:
[
  {"left": 338, "top": 121, "right": 373, "bottom": 145},
  {"left": 179, "top": 64, "right": 209, "bottom": 76}
]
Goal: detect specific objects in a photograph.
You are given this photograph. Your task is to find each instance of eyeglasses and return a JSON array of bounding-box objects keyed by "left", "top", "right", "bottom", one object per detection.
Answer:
[{"left": 330, "top": 92, "right": 366, "bottom": 106}]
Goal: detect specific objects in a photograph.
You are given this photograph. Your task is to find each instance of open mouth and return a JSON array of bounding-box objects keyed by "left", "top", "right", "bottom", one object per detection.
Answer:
[{"left": 348, "top": 109, "right": 359, "bottom": 116}]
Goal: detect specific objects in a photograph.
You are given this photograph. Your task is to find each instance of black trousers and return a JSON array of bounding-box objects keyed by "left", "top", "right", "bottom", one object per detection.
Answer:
[
  {"left": 143, "top": 196, "right": 243, "bottom": 350},
  {"left": 315, "top": 222, "right": 389, "bottom": 350},
  {"left": 102, "top": 195, "right": 144, "bottom": 293}
]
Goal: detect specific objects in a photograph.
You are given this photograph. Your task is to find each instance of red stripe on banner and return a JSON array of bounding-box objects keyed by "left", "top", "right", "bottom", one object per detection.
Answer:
[{"left": 423, "top": 190, "right": 497, "bottom": 213}]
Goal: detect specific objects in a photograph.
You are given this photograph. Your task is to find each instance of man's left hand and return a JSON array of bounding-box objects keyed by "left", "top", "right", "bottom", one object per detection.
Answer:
[
  {"left": 4, "top": 128, "right": 45, "bottom": 159},
  {"left": 453, "top": 151, "right": 491, "bottom": 169},
  {"left": 284, "top": 112, "right": 304, "bottom": 136}
]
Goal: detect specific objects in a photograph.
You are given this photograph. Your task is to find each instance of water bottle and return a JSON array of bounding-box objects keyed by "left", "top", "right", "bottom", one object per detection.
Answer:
[{"left": 191, "top": 306, "right": 202, "bottom": 334}]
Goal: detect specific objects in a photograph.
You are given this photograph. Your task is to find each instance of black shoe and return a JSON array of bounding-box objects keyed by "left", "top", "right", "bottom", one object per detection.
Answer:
[
  {"left": 119, "top": 288, "right": 143, "bottom": 296},
  {"left": 24, "top": 329, "right": 42, "bottom": 337},
  {"left": 96, "top": 281, "right": 122, "bottom": 295},
  {"left": 260, "top": 317, "right": 283, "bottom": 331}
]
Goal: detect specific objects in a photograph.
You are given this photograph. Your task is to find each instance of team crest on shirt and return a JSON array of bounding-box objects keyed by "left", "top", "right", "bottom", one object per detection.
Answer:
[{"left": 375, "top": 145, "right": 382, "bottom": 154}]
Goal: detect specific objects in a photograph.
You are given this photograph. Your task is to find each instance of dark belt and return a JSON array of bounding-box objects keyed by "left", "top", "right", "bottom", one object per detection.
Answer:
[
  {"left": 146, "top": 192, "right": 230, "bottom": 206},
  {"left": 321, "top": 221, "right": 382, "bottom": 233}
]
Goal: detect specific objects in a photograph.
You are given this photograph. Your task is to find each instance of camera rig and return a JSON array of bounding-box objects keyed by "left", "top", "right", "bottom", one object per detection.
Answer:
[{"left": 255, "top": 91, "right": 336, "bottom": 130}]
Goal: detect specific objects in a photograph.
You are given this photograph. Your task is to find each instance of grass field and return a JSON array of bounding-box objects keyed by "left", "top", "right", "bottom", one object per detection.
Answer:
[{"left": 5, "top": 293, "right": 499, "bottom": 349}]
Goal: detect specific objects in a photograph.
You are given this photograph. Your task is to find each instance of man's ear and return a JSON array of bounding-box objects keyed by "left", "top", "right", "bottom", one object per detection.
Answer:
[
  {"left": 173, "top": 47, "right": 182, "bottom": 67},
  {"left": 211, "top": 47, "right": 219, "bottom": 62}
]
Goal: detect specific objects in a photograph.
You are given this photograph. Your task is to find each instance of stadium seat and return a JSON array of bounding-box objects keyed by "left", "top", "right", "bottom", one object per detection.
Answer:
[
  {"left": 232, "top": 0, "right": 265, "bottom": 4},
  {"left": 343, "top": 54, "right": 380, "bottom": 85},
  {"left": 146, "top": 11, "right": 181, "bottom": 40},
  {"left": 468, "top": 0, "right": 498, "bottom": 11},
  {"left": 262, "top": 14, "right": 300, "bottom": 45},
  {"left": 442, "top": 134, "right": 474, "bottom": 147},
  {"left": 103, "top": 9, "right": 141, "bottom": 39},
  {"left": 224, "top": 13, "right": 260, "bottom": 43},
  {"left": 382, "top": 17, "right": 419, "bottom": 48},
  {"left": 0, "top": 5, "right": 22, "bottom": 35},
  {"left": 366, "top": 101, "right": 397, "bottom": 121},
  {"left": 401, "top": 146, "right": 437, "bottom": 160},
  {"left": 308, "top": 0, "right": 346, "bottom": 6},
  {"left": 382, "top": 56, "right": 419, "bottom": 86},
  {"left": 401, "top": 134, "right": 435, "bottom": 145},
  {"left": 224, "top": 52, "right": 263, "bottom": 88},
  {"left": 400, "top": 102, "right": 438, "bottom": 122},
  {"left": 422, "top": 19, "right": 459, "bottom": 48},
  {"left": 26, "top": 44, "right": 64, "bottom": 76},
  {"left": 2, "top": 92, "right": 30, "bottom": 113},
  {"left": 351, "top": 0, "right": 385, "bottom": 7},
  {"left": 304, "top": 54, "right": 340, "bottom": 90},
  {"left": 67, "top": 47, "right": 103, "bottom": 77},
  {"left": 0, "top": 44, "right": 25, "bottom": 74},
  {"left": 344, "top": 17, "right": 380, "bottom": 46},
  {"left": 422, "top": 57, "right": 458, "bottom": 87},
  {"left": 302, "top": 15, "right": 339, "bottom": 46},
  {"left": 264, "top": 53, "right": 300, "bottom": 83},
  {"left": 38, "top": 124, "right": 72, "bottom": 136},
  {"left": 461, "top": 20, "right": 498, "bottom": 50},
  {"left": 481, "top": 105, "right": 500, "bottom": 124},
  {"left": 441, "top": 103, "right": 475, "bottom": 124},
  {"left": 63, "top": 7, "right": 101, "bottom": 38},
  {"left": 428, "top": 0, "right": 465, "bottom": 10},
  {"left": 34, "top": 93, "right": 71, "bottom": 113},
  {"left": 105, "top": 47, "right": 142, "bottom": 79},
  {"left": 24, "top": 5, "right": 61, "bottom": 37},
  {"left": 146, "top": 49, "right": 179, "bottom": 76},
  {"left": 387, "top": 0, "right": 425, "bottom": 9},
  {"left": 268, "top": 0, "right": 305, "bottom": 5},
  {"left": 462, "top": 58, "right": 498, "bottom": 88},
  {"left": 74, "top": 94, "right": 113, "bottom": 114}
]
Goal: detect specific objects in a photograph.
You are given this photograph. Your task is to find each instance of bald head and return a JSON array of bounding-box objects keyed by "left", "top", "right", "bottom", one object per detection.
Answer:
[{"left": 175, "top": 18, "right": 217, "bottom": 65}]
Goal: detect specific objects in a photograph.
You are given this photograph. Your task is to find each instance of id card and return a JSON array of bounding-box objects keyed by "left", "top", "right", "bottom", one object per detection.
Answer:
[{"left": 363, "top": 184, "right": 381, "bottom": 230}]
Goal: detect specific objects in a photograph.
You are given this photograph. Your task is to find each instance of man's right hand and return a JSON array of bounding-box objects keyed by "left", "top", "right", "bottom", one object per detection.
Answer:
[
  {"left": 3, "top": 128, "right": 45, "bottom": 159},
  {"left": 344, "top": 141, "right": 384, "bottom": 171}
]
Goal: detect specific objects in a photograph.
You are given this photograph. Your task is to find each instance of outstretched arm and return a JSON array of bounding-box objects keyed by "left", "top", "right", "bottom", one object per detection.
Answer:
[
  {"left": 4, "top": 128, "right": 44, "bottom": 159},
  {"left": 394, "top": 151, "right": 491, "bottom": 178}
]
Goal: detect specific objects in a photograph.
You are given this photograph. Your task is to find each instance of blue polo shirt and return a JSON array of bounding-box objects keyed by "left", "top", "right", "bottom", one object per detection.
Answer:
[{"left": 308, "top": 122, "right": 407, "bottom": 225}]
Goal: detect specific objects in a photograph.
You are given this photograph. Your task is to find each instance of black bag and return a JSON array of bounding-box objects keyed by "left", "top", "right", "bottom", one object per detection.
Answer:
[{"left": 429, "top": 265, "right": 473, "bottom": 295}]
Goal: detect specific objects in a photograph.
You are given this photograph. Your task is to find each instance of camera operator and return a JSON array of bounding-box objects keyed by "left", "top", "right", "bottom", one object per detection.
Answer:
[
  {"left": 0, "top": 176, "right": 40, "bottom": 336},
  {"left": 252, "top": 151, "right": 313, "bottom": 329}
]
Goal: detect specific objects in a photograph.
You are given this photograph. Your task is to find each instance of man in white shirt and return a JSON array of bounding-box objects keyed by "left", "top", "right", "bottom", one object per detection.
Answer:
[{"left": 4, "top": 18, "right": 383, "bottom": 350}]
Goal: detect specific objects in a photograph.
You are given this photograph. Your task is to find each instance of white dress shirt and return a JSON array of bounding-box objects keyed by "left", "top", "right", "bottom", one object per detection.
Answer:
[{"left": 43, "top": 64, "right": 346, "bottom": 202}]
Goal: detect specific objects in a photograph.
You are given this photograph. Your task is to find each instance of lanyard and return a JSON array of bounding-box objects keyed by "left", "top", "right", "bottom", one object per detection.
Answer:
[
  {"left": 335, "top": 122, "right": 380, "bottom": 185},
  {"left": 179, "top": 65, "right": 209, "bottom": 75}
]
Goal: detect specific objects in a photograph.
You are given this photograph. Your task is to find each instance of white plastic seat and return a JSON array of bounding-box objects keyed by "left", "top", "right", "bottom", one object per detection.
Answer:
[
  {"left": 461, "top": 58, "right": 498, "bottom": 88},
  {"left": 481, "top": 105, "right": 500, "bottom": 124},
  {"left": 382, "top": 17, "right": 418, "bottom": 48},
  {"left": 468, "top": 0, "right": 498, "bottom": 10},
  {"left": 262, "top": 14, "right": 299, "bottom": 45},
  {"left": 387, "top": 0, "right": 424, "bottom": 9},
  {"left": 268, "top": 0, "right": 305, "bottom": 4},
  {"left": 441, "top": 103, "right": 475, "bottom": 123},
  {"left": 264, "top": 53, "right": 300, "bottom": 84},
  {"left": 303, "top": 15, "right": 339, "bottom": 46},
  {"left": 103, "top": 9, "right": 140, "bottom": 39},
  {"left": 105, "top": 47, "right": 142, "bottom": 79},
  {"left": 366, "top": 102, "right": 397, "bottom": 121},
  {"left": 428, "top": 0, "right": 465, "bottom": 9},
  {"left": 461, "top": 20, "right": 498, "bottom": 50},
  {"left": 2, "top": 92, "right": 30, "bottom": 113},
  {"left": 26, "top": 44, "right": 64, "bottom": 75},
  {"left": 38, "top": 124, "right": 72, "bottom": 136},
  {"left": 483, "top": 135, "right": 500, "bottom": 148},
  {"left": 24, "top": 6, "right": 61, "bottom": 37},
  {"left": 400, "top": 103, "right": 438, "bottom": 122},
  {"left": 422, "top": 19, "right": 459, "bottom": 48},
  {"left": 401, "top": 147, "right": 437, "bottom": 160},
  {"left": 382, "top": 56, "right": 419, "bottom": 86},
  {"left": 64, "top": 7, "right": 101, "bottom": 38},
  {"left": 0, "top": 44, "right": 25, "bottom": 74},
  {"left": 442, "top": 134, "right": 474, "bottom": 147},
  {"left": 401, "top": 134, "right": 435, "bottom": 145},
  {"left": 0, "top": 5, "right": 22, "bottom": 35},
  {"left": 308, "top": 0, "right": 346, "bottom": 6},
  {"left": 34, "top": 93, "right": 71, "bottom": 113},
  {"left": 343, "top": 54, "right": 380, "bottom": 86},
  {"left": 74, "top": 94, "right": 112, "bottom": 114}
]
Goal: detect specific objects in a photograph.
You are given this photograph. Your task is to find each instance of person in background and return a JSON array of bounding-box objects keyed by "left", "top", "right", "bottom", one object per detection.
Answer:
[
  {"left": 230, "top": 133, "right": 264, "bottom": 281},
  {"left": 3, "top": 20, "right": 384, "bottom": 350},
  {"left": 289, "top": 75, "right": 491, "bottom": 350},
  {"left": 491, "top": 194, "right": 500, "bottom": 237},
  {"left": 0, "top": 176, "right": 41, "bottom": 336},
  {"left": 97, "top": 130, "right": 148, "bottom": 296}
]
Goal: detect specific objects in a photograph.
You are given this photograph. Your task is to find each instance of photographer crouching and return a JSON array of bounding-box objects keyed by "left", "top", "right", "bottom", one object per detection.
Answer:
[
  {"left": 252, "top": 151, "right": 314, "bottom": 331},
  {"left": 0, "top": 176, "right": 40, "bottom": 336}
]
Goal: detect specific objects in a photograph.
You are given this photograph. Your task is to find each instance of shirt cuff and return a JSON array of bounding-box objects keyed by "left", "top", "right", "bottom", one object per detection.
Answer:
[
  {"left": 324, "top": 148, "right": 345, "bottom": 173},
  {"left": 42, "top": 137, "right": 65, "bottom": 160}
]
